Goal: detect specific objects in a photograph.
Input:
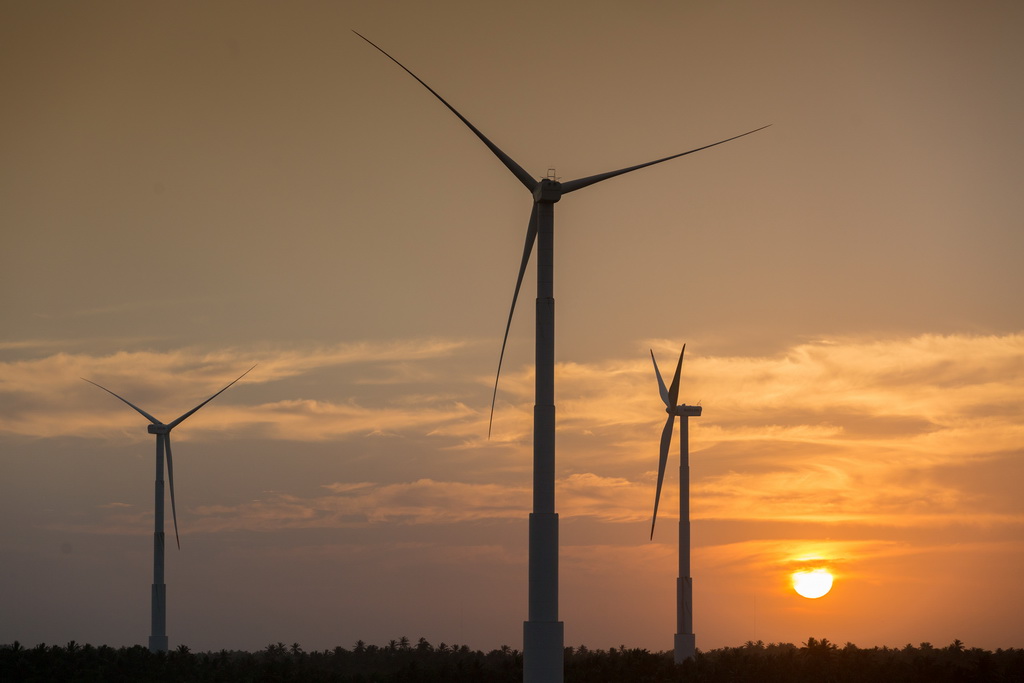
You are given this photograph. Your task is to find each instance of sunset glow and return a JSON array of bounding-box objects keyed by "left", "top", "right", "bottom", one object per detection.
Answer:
[{"left": 2, "top": 0, "right": 1022, "bottom": 657}]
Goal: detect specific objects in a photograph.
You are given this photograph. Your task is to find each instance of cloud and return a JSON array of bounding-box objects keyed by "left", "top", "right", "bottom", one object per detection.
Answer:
[
  {"left": 556, "top": 333, "right": 1024, "bottom": 530},
  {"left": 211, "top": 398, "right": 478, "bottom": 442},
  {"left": 0, "top": 338, "right": 470, "bottom": 440},
  {"left": 186, "top": 474, "right": 658, "bottom": 533},
  {"left": 698, "top": 537, "right": 1024, "bottom": 586},
  {"left": 190, "top": 479, "right": 530, "bottom": 532},
  {"left": 6, "top": 337, "right": 467, "bottom": 388},
  {"left": 4, "top": 332, "right": 1022, "bottom": 539}
]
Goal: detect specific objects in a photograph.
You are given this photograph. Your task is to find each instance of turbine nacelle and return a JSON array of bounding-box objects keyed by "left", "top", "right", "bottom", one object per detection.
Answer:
[
  {"left": 533, "top": 178, "right": 563, "bottom": 203},
  {"left": 675, "top": 405, "right": 702, "bottom": 418},
  {"left": 147, "top": 424, "right": 171, "bottom": 435}
]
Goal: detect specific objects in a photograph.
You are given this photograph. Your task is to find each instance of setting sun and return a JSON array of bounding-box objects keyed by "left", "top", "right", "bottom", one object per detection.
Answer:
[{"left": 792, "top": 569, "right": 834, "bottom": 599}]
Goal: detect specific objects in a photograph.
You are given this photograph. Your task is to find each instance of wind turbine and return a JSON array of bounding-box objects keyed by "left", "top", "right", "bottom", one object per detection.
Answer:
[
  {"left": 649, "top": 345, "right": 701, "bottom": 663},
  {"left": 83, "top": 365, "right": 255, "bottom": 653},
  {"left": 355, "top": 32, "right": 764, "bottom": 683}
]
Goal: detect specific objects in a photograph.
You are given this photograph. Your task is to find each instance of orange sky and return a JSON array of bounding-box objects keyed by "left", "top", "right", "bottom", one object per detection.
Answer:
[{"left": 2, "top": 0, "right": 1022, "bottom": 653}]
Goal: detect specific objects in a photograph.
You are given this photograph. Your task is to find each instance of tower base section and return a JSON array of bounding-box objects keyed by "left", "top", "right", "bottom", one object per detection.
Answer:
[
  {"left": 524, "top": 620, "right": 564, "bottom": 683},
  {"left": 674, "top": 633, "right": 695, "bottom": 663},
  {"left": 150, "top": 582, "right": 167, "bottom": 653}
]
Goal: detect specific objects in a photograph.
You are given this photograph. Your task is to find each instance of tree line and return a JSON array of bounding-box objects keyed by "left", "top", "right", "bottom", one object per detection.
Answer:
[{"left": 2, "top": 636, "right": 1022, "bottom": 682}]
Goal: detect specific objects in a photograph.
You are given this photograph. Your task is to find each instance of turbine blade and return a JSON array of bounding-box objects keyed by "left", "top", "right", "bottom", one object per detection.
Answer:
[
  {"left": 165, "top": 434, "right": 180, "bottom": 550},
  {"left": 560, "top": 125, "right": 771, "bottom": 195},
  {"left": 81, "top": 378, "right": 162, "bottom": 426},
  {"left": 488, "top": 203, "right": 539, "bottom": 437},
  {"left": 667, "top": 344, "right": 686, "bottom": 409},
  {"left": 651, "top": 413, "right": 675, "bottom": 539},
  {"left": 167, "top": 364, "right": 256, "bottom": 429},
  {"left": 353, "top": 31, "right": 537, "bottom": 193},
  {"left": 651, "top": 350, "right": 669, "bottom": 406}
]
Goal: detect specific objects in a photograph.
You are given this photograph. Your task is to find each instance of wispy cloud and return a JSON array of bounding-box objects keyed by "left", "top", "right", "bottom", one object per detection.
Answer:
[
  {"left": 0, "top": 338, "right": 469, "bottom": 439},
  {"left": 190, "top": 479, "right": 531, "bottom": 532},
  {"left": 5, "top": 333, "right": 1022, "bottom": 538},
  {"left": 209, "top": 399, "right": 478, "bottom": 442},
  {"left": 698, "top": 537, "right": 1024, "bottom": 588},
  {"left": 186, "top": 473, "right": 657, "bottom": 534}
]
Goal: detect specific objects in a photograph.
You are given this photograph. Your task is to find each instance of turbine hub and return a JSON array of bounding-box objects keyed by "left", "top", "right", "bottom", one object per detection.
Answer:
[
  {"left": 147, "top": 424, "right": 170, "bottom": 434},
  {"left": 533, "top": 178, "right": 562, "bottom": 203}
]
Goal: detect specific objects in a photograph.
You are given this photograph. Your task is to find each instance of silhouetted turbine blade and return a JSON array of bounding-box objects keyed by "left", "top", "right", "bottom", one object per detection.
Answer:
[
  {"left": 667, "top": 344, "right": 685, "bottom": 409},
  {"left": 82, "top": 378, "right": 162, "bottom": 426},
  {"left": 651, "top": 412, "right": 674, "bottom": 539},
  {"left": 560, "top": 125, "right": 771, "bottom": 195},
  {"left": 353, "top": 31, "right": 538, "bottom": 193},
  {"left": 164, "top": 434, "right": 180, "bottom": 550},
  {"left": 167, "top": 364, "right": 256, "bottom": 429},
  {"left": 489, "top": 204, "right": 539, "bottom": 438},
  {"left": 651, "top": 345, "right": 686, "bottom": 538},
  {"left": 651, "top": 350, "right": 669, "bottom": 406}
]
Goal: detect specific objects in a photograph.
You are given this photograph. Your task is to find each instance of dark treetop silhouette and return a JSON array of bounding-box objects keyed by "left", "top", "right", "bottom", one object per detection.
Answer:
[{"left": 4, "top": 637, "right": 1019, "bottom": 683}]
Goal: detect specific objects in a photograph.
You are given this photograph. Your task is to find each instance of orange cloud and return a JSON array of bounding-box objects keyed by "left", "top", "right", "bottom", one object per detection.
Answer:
[
  {"left": 5, "top": 333, "right": 1022, "bottom": 540},
  {"left": 0, "top": 339, "right": 469, "bottom": 440}
]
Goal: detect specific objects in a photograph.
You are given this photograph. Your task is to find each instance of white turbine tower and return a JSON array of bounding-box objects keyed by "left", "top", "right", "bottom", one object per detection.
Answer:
[
  {"left": 83, "top": 365, "right": 255, "bottom": 652},
  {"left": 356, "top": 32, "right": 764, "bottom": 683},
  {"left": 650, "top": 345, "right": 701, "bottom": 663}
]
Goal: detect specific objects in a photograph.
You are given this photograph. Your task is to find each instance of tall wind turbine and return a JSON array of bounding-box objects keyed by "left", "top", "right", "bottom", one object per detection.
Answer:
[
  {"left": 355, "top": 32, "right": 764, "bottom": 683},
  {"left": 83, "top": 365, "right": 255, "bottom": 653},
  {"left": 650, "top": 345, "right": 701, "bottom": 663}
]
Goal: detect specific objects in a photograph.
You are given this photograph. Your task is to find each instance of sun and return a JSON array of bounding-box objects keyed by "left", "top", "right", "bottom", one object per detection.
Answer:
[{"left": 792, "top": 568, "right": 833, "bottom": 599}]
